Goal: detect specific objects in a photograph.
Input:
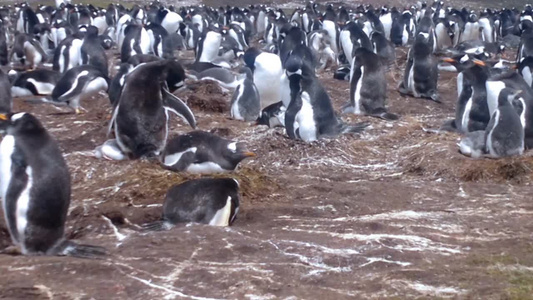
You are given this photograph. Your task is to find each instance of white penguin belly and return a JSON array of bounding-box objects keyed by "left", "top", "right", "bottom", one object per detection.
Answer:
[
  {"left": 231, "top": 84, "right": 245, "bottom": 120},
  {"left": 408, "top": 62, "right": 417, "bottom": 96},
  {"left": 84, "top": 77, "right": 108, "bottom": 97},
  {"left": 24, "top": 41, "right": 42, "bottom": 67},
  {"left": 16, "top": 167, "right": 33, "bottom": 249},
  {"left": 186, "top": 162, "right": 226, "bottom": 174},
  {"left": 209, "top": 196, "right": 232, "bottom": 226},
  {"left": 457, "top": 72, "right": 464, "bottom": 97},
  {"left": 11, "top": 86, "right": 34, "bottom": 97},
  {"left": 486, "top": 109, "right": 500, "bottom": 157},
  {"left": 486, "top": 81, "right": 506, "bottom": 115},
  {"left": 0, "top": 135, "right": 15, "bottom": 202},
  {"left": 461, "top": 97, "right": 473, "bottom": 132},
  {"left": 70, "top": 39, "right": 83, "bottom": 69},
  {"left": 353, "top": 67, "right": 364, "bottom": 114},
  {"left": 339, "top": 30, "right": 353, "bottom": 63},
  {"left": 296, "top": 92, "right": 317, "bottom": 142},
  {"left": 199, "top": 32, "right": 221, "bottom": 62},
  {"left": 254, "top": 53, "right": 282, "bottom": 108},
  {"left": 522, "top": 67, "right": 533, "bottom": 87}
]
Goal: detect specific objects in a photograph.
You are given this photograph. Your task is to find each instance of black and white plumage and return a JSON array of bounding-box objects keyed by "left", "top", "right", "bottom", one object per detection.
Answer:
[
  {"left": 51, "top": 65, "right": 109, "bottom": 113},
  {"left": 103, "top": 60, "right": 196, "bottom": 160},
  {"left": 243, "top": 47, "right": 282, "bottom": 108},
  {"left": 81, "top": 26, "right": 109, "bottom": 77},
  {"left": 10, "top": 32, "right": 48, "bottom": 69},
  {"left": 230, "top": 67, "right": 260, "bottom": 121},
  {"left": 0, "top": 69, "right": 12, "bottom": 114},
  {"left": 256, "top": 101, "right": 286, "bottom": 128},
  {"left": 343, "top": 47, "right": 398, "bottom": 120},
  {"left": 0, "top": 112, "right": 106, "bottom": 257},
  {"left": 162, "top": 131, "right": 256, "bottom": 173},
  {"left": 142, "top": 178, "right": 240, "bottom": 230},
  {"left": 10, "top": 69, "right": 61, "bottom": 97},
  {"left": 53, "top": 36, "right": 83, "bottom": 73}
]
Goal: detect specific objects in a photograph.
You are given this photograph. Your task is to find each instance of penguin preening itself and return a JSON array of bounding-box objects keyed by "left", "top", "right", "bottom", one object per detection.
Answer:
[
  {"left": 343, "top": 47, "right": 398, "bottom": 120},
  {"left": 398, "top": 31, "right": 440, "bottom": 102},
  {"left": 102, "top": 60, "right": 196, "bottom": 160},
  {"left": 51, "top": 65, "right": 109, "bottom": 114},
  {"left": 230, "top": 66, "right": 260, "bottom": 121},
  {"left": 256, "top": 101, "right": 286, "bottom": 128},
  {"left": 142, "top": 178, "right": 240, "bottom": 230},
  {"left": 0, "top": 112, "right": 106, "bottom": 257},
  {"left": 161, "top": 131, "right": 256, "bottom": 173},
  {"left": 284, "top": 52, "right": 369, "bottom": 142}
]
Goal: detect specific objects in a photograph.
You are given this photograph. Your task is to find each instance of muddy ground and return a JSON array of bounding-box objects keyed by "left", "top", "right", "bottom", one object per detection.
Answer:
[{"left": 1, "top": 1, "right": 533, "bottom": 299}]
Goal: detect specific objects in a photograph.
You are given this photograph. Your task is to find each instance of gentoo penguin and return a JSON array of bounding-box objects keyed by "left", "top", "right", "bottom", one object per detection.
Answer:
[
  {"left": 398, "top": 32, "right": 440, "bottom": 102},
  {"left": 256, "top": 101, "right": 286, "bottom": 128},
  {"left": 195, "top": 26, "right": 223, "bottom": 63},
  {"left": 53, "top": 36, "right": 83, "bottom": 73},
  {"left": 108, "top": 63, "right": 133, "bottom": 107},
  {"left": 517, "top": 56, "right": 533, "bottom": 88},
  {"left": 188, "top": 67, "right": 241, "bottom": 90},
  {"left": 343, "top": 47, "right": 398, "bottom": 120},
  {"left": 458, "top": 130, "right": 486, "bottom": 158},
  {"left": 230, "top": 67, "right": 260, "bottom": 121},
  {"left": 120, "top": 24, "right": 151, "bottom": 63},
  {"left": 339, "top": 21, "right": 372, "bottom": 66},
  {"left": 81, "top": 25, "right": 109, "bottom": 77},
  {"left": 0, "top": 23, "right": 9, "bottom": 66},
  {"left": 51, "top": 65, "right": 109, "bottom": 114},
  {"left": 103, "top": 60, "right": 196, "bottom": 160},
  {"left": 284, "top": 52, "right": 369, "bottom": 142},
  {"left": 243, "top": 47, "right": 282, "bottom": 108},
  {"left": 0, "top": 112, "right": 106, "bottom": 257},
  {"left": 10, "top": 32, "right": 48, "bottom": 69},
  {"left": 0, "top": 70, "right": 11, "bottom": 114},
  {"left": 10, "top": 69, "right": 61, "bottom": 97},
  {"left": 142, "top": 178, "right": 240, "bottom": 229},
  {"left": 485, "top": 88, "right": 525, "bottom": 158},
  {"left": 371, "top": 31, "right": 396, "bottom": 67},
  {"left": 146, "top": 22, "right": 173, "bottom": 59},
  {"left": 161, "top": 131, "right": 256, "bottom": 173}
]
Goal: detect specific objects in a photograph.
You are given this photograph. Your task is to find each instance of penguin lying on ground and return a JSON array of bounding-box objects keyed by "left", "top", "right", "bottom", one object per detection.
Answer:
[
  {"left": 142, "top": 178, "right": 240, "bottom": 229},
  {"left": 0, "top": 112, "right": 107, "bottom": 258},
  {"left": 161, "top": 131, "right": 256, "bottom": 173},
  {"left": 10, "top": 69, "right": 61, "bottom": 97}
]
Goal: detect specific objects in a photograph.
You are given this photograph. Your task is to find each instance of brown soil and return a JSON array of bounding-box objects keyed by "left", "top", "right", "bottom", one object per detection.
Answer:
[{"left": 1, "top": 1, "right": 533, "bottom": 299}]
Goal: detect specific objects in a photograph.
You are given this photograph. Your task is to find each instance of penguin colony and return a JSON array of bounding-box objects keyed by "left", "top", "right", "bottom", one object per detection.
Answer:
[{"left": 0, "top": 0, "right": 531, "bottom": 257}]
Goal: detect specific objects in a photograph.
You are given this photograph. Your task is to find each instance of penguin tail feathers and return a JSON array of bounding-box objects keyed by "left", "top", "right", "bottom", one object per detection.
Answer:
[
  {"left": 55, "top": 240, "right": 108, "bottom": 259},
  {"left": 141, "top": 220, "right": 173, "bottom": 232},
  {"left": 340, "top": 121, "right": 370, "bottom": 134}
]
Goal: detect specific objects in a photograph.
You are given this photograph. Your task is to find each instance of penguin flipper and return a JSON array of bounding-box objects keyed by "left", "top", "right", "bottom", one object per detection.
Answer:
[
  {"left": 162, "top": 151, "right": 195, "bottom": 172},
  {"left": 162, "top": 88, "right": 197, "bottom": 129},
  {"left": 56, "top": 76, "right": 91, "bottom": 102}
]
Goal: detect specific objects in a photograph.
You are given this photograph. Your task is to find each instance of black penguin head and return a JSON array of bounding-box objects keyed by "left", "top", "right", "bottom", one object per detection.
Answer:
[
  {"left": 225, "top": 141, "right": 256, "bottom": 165},
  {"left": 498, "top": 88, "right": 522, "bottom": 107},
  {"left": 0, "top": 112, "right": 45, "bottom": 136},
  {"left": 284, "top": 52, "right": 303, "bottom": 77}
]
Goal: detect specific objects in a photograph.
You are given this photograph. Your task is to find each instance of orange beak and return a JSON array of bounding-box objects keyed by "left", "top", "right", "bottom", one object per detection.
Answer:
[
  {"left": 472, "top": 59, "right": 486, "bottom": 66},
  {"left": 441, "top": 57, "right": 456, "bottom": 63},
  {"left": 0, "top": 114, "right": 8, "bottom": 121},
  {"left": 243, "top": 151, "right": 256, "bottom": 157},
  {"left": 512, "top": 64, "right": 519, "bottom": 70}
]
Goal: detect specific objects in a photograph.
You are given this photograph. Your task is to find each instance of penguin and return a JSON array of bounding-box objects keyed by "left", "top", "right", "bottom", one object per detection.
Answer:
[
  {"left": 161, "top": 131, "right": 256, "bottom": 173},
  {"left": 485, "top": 88, "right": 525, "bottom": 158},
  {"left": 379, "top": 7, "right": 393, "bottom": 39},
  {"left": 256, "top": 101, "right": 286, "bottom": 128},
  {"left": 391, "top": 10, "right": 415, "bottom": 46},
  {"left": 398, "top": 32, "right": 440, "bottom": 102},
  {"left": 458, "top": 130, "right": 486, "bottom": 158},
  {"left": 188, "top": 67, "right": 241, "bottom": 90},
  {"left": 141, "top": 178, "right": 240, "bottom": 229},
  {"left": 0, "top": 69, "right": 11, "bottom": 114},
  {"left": 486, "top": 72, "right": 533, "bottom": 149},
  {"left": 230, "top": 66, "right": 260, "bottom": 121},
  {"left": 243, "top": 47, "right": 282, "bottom": 108},
  {"left": 517, "top": 56, "right": 533, "bottom": 87},
  {"left": 145, "top": 22, "right": 173, "bottom": 59},
  {"left": 50, "top": 65, "right": 109, "bottom": 114},
  {"left": 195, "top": 27, "right": 223, "bottom": 63},
  {"left": 81, "top": 25, "right": 108, "bottom": 77},
  {"left": 0, "top": 24, "right": 8, "bottom": 66},
  {"left": 120, "top": 23, "right": 151, "bottom": 63},
  {"left": 283, "top": 52, "right": 369, "bottom": 142},
  {"left": 0, "top": 112, "right": 106, "bottom": 257},
  {"left": 108, "top": 63, "right": 133, "bottom": 107},
  {"left": 103, "top": 60, "right": 196, "bottom": 160},
  {"left": 461, "top": 12, "right": 481, "bottom": 43},
  {"left": 10, "top": 69, "right": 61, "bottom": 97},
  {"left": 53, "top": 36, "right": 83, "bottom": 73},
  {"left": 180, "top": 20, "right": 201, "bottom": 50},
  {"left": 339, "top": 21, "right": 372, "bottom": 66},
  {"left": 370, "top": 30, "right": 396, "bottom": 67},
  {"left": 343, "top": 47, "right": 398, "bottom": 120},
  {"left": 10, "top": 32, "right": 48, "bottom": 69}
]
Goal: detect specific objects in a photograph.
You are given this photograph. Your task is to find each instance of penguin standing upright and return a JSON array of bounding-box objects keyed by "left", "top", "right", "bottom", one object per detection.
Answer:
[
  {"left": 53, "top": 36, "right": 83, "bottom": 73},
  {"left": 398, "top": 32, "right": 440, "bottom": 102},
  {"left": 0, "top": 112, "right": 106, "bottom": 257},
  {"left": 81, "top": 25, "right": 109, "bottom": 77},
  {"left": 102, "top": 60, "right": 196, "bottom": 160},
  {"left": 230, "top": 67, "right": 260, "bottom": 121},
  {"left": 343, "top": 47, "right": 398, "bottom": 120},
  {"left": 142, "top": 178, "right": 240, "bottom": 229},
  {"left": 10, "top": 32, "right": 48, "bottom": 69},
  {"left": 485, "top": 88, "right": 525, "bottom": 158},
  {"left": 161, "top": 131, "right": 256, "bottom": 173},
  {"left": 243, "top": 47, "right": 282, "bottom": 108},
  {"left": 283, "top": 52, "right": 369, "bottom": 142}
]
